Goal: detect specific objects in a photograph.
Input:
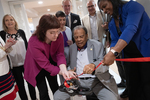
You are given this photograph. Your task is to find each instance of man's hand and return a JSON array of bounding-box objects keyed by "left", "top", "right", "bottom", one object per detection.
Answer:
[
  {"left": 101, "top": 22, "right": 109, "bottom": 30},
  {"left": 67, "top": 40, "right": 73, "bottom": 46},
  {"left": 83, "top": 63, "right": 95, "bottom": 74}
]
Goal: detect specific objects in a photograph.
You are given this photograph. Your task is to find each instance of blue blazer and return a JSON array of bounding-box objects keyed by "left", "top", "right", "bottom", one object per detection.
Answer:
[{"left": 109, "top": 1, "right": 150, "bottom": 57}]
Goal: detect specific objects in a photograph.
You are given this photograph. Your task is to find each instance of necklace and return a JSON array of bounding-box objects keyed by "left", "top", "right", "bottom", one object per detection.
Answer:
[{"left": 6, "top": 32, "right": 20, "bottom": 40}]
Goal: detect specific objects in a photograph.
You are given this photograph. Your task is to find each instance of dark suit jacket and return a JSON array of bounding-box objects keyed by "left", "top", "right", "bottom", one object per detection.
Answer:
[
  {"left": 65, "top": 13, "right": 81, "bottom": 43},
  {"left": 65, "top": 13, "right": 81, "bottom": 31}
]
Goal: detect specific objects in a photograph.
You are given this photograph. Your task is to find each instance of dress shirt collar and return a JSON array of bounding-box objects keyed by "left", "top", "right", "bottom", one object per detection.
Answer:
[
  {"left": 89, "top": 12, "right": 96, "bottom": 17},
  {"left": 77, "top": 42, "right": 87, "bottom": 51},
  {"left": 66, "top": 13, "right": 71, "bottom": 17}
]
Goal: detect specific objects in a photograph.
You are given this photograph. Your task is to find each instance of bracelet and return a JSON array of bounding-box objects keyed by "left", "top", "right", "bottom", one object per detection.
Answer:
[{"left": 0, "top": 46, "right": 6, "bottom": 51}]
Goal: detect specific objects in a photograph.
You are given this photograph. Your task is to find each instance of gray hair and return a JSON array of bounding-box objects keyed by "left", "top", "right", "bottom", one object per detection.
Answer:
[
  {"left": 62, "top": 0, "right": 72, "bottom": 5},
  {"left": 73, "top": 25, "right": 88, "bottom": 36}
]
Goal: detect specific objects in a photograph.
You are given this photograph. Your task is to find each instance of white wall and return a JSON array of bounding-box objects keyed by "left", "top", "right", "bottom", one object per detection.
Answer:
[
  {"left": 0, "top": 0, "right": 12, "bottom": 30},
  {"left": 32, "top": 17, "right": 40, "bottom": 30},
  {"left": 10, "top": 3, "right": 32, "bottom": 40},
  {"left": 136, "top": 0, "right": 150, "bottom": 17},
  {"left": 82, "top": 0, "right": 88, "bottom": 15},
  {"left": 0, "top": 1, "right": 5, "bottom": 30},
  {"left": 1, "top": 0, "right": 11, "bottom": 14}
]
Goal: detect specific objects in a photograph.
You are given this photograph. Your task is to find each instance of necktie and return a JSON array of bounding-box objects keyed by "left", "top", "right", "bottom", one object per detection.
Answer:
[
  {"left": 66, "top": 15, "right": 69, "bottom": 27},
  {"left": 62, "top": 31, "right": 69, "bottom": 47}
]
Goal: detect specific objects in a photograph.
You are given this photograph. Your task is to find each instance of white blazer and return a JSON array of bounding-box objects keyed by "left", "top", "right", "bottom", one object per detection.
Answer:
[
  {"left": 82, "top": 11, "right": 106, "bottom": 42},
  {"left": 0, "top": 37, "right": 12, "bottom": 76}
]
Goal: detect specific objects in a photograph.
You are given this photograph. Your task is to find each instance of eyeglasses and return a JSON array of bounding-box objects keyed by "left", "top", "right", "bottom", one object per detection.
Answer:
[
  {"left": 64, "top": 5, "right": 70, "bottom": 8},
  {"left": 87, "top": 5, "right": 94, "bottom": 9}
]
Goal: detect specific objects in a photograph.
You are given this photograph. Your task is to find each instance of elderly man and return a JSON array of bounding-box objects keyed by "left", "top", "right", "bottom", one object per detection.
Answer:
[
  {"left": 82, "top": 0, "right": 108, "bottom": 46},
  {"left": 62, "top": 0, "right": 81, "bottom": 42},
  {"left": 54, "top": 26, "right": 119, "bottom": 100}
]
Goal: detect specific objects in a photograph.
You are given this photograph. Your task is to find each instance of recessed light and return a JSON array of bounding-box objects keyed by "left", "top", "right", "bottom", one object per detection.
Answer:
[
  {"left": 47, "top": 9, "right": 50, "bottom": 11},
  {"left": 38, "top": 1, "right": 43, "bottom": 4}
]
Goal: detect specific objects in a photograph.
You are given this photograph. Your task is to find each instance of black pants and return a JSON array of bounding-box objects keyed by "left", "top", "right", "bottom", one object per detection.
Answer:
[
  {"left": 123, "top": 41, "right": 150, "bottom": 100},
  {"left": 12, "top": 66, "right": 36, "bottom": 100},
  {"left": 116, "top": 53, "right": 126, "bottom": 84},
  {"left": 36, "top": 69, "right": 58, "bottom": 100}
]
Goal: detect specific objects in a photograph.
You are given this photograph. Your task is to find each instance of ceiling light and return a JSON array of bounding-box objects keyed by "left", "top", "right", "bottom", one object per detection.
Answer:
[
  {"left": 38, "top": 1, "right": 43, "bottom": 4},
  {"left": 47, "top": 9, "right": 50, "bottom": 11}
]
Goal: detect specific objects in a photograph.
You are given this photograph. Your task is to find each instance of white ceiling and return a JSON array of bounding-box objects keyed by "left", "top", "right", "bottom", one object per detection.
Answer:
[
  {"left": 24, "top": 0, "right": 63, "bottom": 18},
  {"left": 6, "top": 0, "right": 150, "bottom": 20},
  {"left": 7, "top": 0, "right": 82, "bottom": 18}
]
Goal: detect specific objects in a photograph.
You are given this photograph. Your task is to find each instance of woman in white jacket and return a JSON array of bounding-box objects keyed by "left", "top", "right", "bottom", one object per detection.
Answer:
[{"left": 0, "top": 36, "right": 18, "bottom": 100}]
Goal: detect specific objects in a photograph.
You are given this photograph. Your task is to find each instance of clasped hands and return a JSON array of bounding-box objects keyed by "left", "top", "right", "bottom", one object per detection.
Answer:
[{"left": 3, "top": 37, "right": 17, "bottom": 53}]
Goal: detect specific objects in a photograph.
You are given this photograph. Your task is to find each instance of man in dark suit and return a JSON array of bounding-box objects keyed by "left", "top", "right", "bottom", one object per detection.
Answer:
[{"left": 62, "top": 0, "right": 81, "bottom": 42}]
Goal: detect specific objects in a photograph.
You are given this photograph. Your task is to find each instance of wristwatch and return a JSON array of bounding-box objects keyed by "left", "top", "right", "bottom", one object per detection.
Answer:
[{"left": 110, "top": 49, "right": 119, "bottom": 57}]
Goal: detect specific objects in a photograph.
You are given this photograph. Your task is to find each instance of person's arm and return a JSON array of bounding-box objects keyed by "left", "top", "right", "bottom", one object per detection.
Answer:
[
  {"left": 0, "top": 37, "right": 16, "bottom": 58},
  {"left": 102, "top": 39, "right": 127, "bottom": 66},
  {"left": 55, "top": 33, "right": 71, "bottom": 79},
  {"left": 0, "top": 46, "right": 7, "bottom": 59},
  {"left": 83, "top": 41, "right": 104, "bottom": 74},
  {"left": 101, "top": 22, "right": 109, "bottom": 30},
  {"left": 119, "top": 1, "right": 144, "bottom": 44},
  {"left": 103, "top": 1, "right": 145, "bottom": 66},
  {"left": 28, "top": 40, "right": 60, "bottom": 76}
]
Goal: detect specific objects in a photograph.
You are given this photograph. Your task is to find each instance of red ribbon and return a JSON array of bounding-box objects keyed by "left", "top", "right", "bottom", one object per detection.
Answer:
[
  {"left": 64, "top": 57, "right": 150, "bottom": 88},
  {"left": 64, "top": 61, "right": 102, "bottom": 88},
  {"left": 115, "top": 57, "right": 150, "bottom": 62},
  {"left": 64, "top": 80, "right": 70, "bottom": 88}
]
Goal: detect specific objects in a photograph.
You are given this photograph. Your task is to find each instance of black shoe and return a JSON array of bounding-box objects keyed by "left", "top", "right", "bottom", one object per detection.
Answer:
[
  {"left": 117, "top": 82, "right": 126, "bottom": 88},
  {"left": 120, "top": 89, "right": 128, "bottom": 98}
]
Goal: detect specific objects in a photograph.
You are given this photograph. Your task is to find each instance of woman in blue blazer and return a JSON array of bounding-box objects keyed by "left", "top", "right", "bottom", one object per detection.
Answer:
[{"left": 98, "top": 0, "right": 150, "bottom": 100}]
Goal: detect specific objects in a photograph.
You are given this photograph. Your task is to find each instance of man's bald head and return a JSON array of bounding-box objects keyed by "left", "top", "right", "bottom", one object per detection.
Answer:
[{"left": 86, "top": 0, "right": 96, "bottom": 16}]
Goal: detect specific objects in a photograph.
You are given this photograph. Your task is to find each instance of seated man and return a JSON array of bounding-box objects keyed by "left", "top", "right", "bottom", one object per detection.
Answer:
[{"left": 54, "top": 26, "right": 119, "bottom": 100}]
